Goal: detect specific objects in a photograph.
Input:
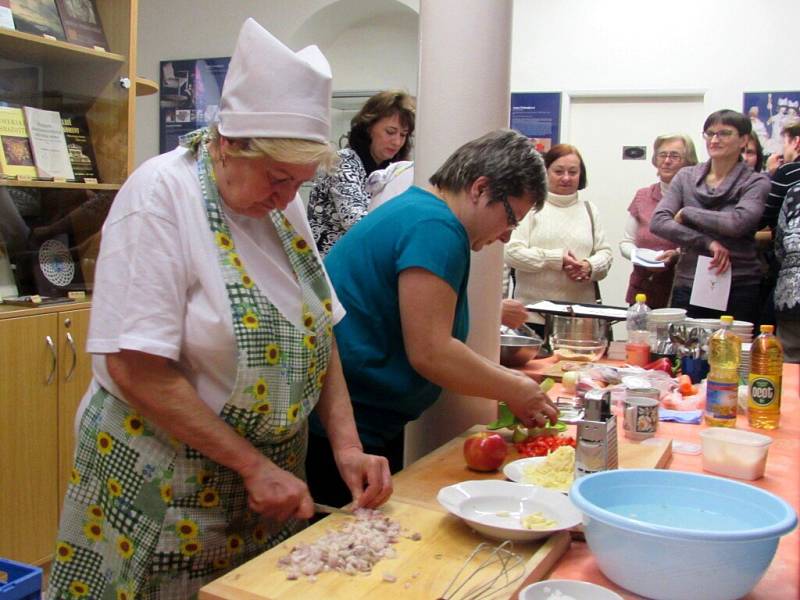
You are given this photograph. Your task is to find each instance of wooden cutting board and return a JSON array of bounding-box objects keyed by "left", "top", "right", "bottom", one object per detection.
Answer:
[
  {"left": 391, "top": 426, "right": 672, "bottom": 511},
  {"left": 198, "top": 500, "right": 570, "bottom": 600}
]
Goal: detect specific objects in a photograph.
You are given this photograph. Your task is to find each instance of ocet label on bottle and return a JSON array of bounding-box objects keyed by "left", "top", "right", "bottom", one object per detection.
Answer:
[
  {"left": 706, "top": 380, "right": 738, "bottom": 419},
  {"left": 749, "top": 375, "right": 780, "bottom": 408}
]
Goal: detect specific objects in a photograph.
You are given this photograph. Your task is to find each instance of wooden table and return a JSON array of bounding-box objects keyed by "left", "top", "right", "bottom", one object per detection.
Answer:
[{"left": 200, "top": 363, "right": 798, "bottom": 599}]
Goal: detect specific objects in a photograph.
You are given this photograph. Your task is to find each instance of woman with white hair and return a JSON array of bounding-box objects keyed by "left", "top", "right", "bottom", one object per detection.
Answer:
[
  {"left": 619, "top": 133, "right": 698, "bottom": 308},
  {"left": 46, "top": 20, "right": 390, "bottom": 599}
]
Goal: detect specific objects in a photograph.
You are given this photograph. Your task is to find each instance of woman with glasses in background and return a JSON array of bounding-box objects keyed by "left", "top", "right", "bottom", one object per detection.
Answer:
[
  {"left": 305, "top": 130, "right": 558, "bottom": 507},
  {"left": 505, "top": 144, "right": 613, "bottom": 333},
  {"left": 619, "top": 134, "right": 698, "bottom": 308},
  {"left": 651, "top": 109, "right": 770, "bottom": 322}
]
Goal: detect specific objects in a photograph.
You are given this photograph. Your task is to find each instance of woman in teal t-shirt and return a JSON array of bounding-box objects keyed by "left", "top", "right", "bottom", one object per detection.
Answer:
[{"left": 307, "top": 129, "right": 558, "bottom": 507}]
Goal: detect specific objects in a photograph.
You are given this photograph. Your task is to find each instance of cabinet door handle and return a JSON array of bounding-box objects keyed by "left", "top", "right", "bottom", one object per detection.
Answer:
[
  {"left": 65, "top": 331, "right": 77, "bottom": 382},
  {"left": 45, "top": 335, "right": 57, "bottom": 385}
]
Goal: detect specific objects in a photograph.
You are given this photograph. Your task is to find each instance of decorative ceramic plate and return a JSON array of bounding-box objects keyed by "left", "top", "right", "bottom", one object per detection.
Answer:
[
  {"left": 437, "top": 480, "right": 581, "bottom": 542},
  {"left": 39, "top": 238, "right": 75, "bottom": 287}
]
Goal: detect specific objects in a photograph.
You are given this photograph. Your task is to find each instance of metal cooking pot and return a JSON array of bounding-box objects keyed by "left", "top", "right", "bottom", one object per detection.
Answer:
[{"left": 546, "top": 314, "right": 609, "bottom": 343}]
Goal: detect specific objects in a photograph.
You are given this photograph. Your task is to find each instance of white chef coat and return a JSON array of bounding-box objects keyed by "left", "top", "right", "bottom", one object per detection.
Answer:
[{"left": 79, "top": 144, "right": 345, "bottom": 423}]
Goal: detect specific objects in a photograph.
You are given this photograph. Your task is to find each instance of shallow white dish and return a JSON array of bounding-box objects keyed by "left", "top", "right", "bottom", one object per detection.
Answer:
[
  {"left": 437, "top": 480, "right": 581, "bottom": 542},
  {"left": 519, "top": 579, "right": 624, "bottom": 600},
  {"left": 503, "top": 457, "right": 573, "bottom": 493}
]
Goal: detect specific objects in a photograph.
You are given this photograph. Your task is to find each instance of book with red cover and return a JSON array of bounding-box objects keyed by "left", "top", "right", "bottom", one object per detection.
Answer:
[
  {"left": 9, "top": 0, "right": 65, "bottom": 40},
  {"left": 54, "top": 0, "right": 107, "bottom": 50}
]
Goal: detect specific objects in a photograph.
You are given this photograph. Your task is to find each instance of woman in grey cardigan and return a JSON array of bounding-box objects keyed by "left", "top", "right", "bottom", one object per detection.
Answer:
[{"left": 651, "top": 109, "right": 770, "bottom": 323}]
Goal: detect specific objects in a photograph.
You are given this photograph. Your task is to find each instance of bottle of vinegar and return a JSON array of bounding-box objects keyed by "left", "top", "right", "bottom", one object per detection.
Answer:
[
  {"left": 705, "top": 315, "right": 741, "bottom": 427},
  {"left": 748, "top": 324, "right": 783, "bottom": 429}
]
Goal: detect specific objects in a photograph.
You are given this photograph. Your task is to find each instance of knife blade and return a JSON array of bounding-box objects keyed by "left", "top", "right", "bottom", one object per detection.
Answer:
[{"left": 313, "top": 502, "right": 353, "bottom": 515}]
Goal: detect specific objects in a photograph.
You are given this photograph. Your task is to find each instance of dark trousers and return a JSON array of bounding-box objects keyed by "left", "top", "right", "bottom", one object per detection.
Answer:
[
  {"left": 306, "top": 430, "right": 405, "bottom": 509},
  {"left": 670, "top": 284, "right": 761, "bottom": 324}
]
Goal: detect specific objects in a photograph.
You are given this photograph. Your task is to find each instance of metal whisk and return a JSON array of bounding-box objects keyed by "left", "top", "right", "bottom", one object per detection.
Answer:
[{"left": 438, "top": 540, "right": 526, "bottom": 600}]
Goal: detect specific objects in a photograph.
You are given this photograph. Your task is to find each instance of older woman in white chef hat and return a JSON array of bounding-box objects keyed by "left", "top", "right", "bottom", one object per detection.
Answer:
[{"left": 46, "top": 19, "right": 391, "bottom": 599}]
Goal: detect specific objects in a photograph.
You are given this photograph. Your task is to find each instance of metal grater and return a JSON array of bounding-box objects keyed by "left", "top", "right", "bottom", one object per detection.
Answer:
[{"left": 575, "top": 389, "right": 619, "bottom": 478}]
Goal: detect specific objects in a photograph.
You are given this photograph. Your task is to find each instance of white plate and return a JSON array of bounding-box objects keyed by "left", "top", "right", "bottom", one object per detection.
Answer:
[
  {"left": 520, "top": 579, "right": 624, "bottom": 600},
  {"left": 503, "top": 457, "right": 573, "bottom": 493},
  {"left": 437, "top": 480, "right": 581, "bottom": 542}
]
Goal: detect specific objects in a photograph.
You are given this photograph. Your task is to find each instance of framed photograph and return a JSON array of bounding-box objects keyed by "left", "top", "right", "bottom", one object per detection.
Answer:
[
  {"left": 510, "top": 92, "right": 562, "bottom": 153},
  {"left": 159, "top": 57, "right": 230, "bottom": 153},
  {"left": 743, "top": 91, "right": 800, "bottom": 156}
]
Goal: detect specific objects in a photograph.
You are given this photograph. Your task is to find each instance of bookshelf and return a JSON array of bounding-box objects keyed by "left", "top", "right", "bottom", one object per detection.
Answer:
[{"left": 0, "top": 0, "right": 154, "bottom": 565}]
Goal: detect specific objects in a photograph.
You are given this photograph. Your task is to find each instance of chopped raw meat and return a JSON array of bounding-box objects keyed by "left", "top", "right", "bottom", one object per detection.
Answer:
[{"left": 278, "top": 508, "right": 418, "bottom": 580}]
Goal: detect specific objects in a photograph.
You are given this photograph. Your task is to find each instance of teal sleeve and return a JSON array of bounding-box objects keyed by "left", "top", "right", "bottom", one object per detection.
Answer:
[{"left": 395, "top": 218, "right": 469, "bottom": 293}]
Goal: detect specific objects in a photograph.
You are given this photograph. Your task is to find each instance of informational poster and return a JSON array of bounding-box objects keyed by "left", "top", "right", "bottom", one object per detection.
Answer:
[
  {"left": 510, "top": 92, "right": 561, "bottom": 153},
  {"left": 743, "top": 91, "right": 800, "bottom": 156},
  {"left": 159, "top": 57, "right": 230, "bottom": 153}
]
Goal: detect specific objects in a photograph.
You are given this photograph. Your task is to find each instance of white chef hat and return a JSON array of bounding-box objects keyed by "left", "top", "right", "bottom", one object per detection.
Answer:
[{"left": 217, "top": 18, "right": 332, "bottom": 143}]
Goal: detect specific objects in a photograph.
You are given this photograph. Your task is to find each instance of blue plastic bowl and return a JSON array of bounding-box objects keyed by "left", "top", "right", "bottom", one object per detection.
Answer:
[{"left": 570, "top": 469, "right": 797, "bottom": 600}]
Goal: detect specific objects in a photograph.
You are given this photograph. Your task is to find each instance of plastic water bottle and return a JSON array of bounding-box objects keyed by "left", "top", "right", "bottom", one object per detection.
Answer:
[
  {"left": 705, "top": 315, "right": 741, "bottom": 427},
  {"left": 626, "top": 293, "right": 651, "bottom": 366},
  {"left": 748, "top": 325, "right": 783, "bottom": 430}
]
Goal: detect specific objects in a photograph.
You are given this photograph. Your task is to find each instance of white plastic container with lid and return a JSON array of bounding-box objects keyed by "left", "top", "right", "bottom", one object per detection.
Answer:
[{"left": 699, "top": 428, "right": 773, "bottom": 480}]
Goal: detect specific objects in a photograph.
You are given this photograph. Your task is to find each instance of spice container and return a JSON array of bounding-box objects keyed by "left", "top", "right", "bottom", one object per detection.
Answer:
[{"left": 699, "top": 428, "right": 773, "bottom": 480}]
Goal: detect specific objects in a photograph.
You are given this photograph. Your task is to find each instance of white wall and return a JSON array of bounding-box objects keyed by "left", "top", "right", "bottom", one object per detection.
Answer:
[
  {"left": 135, "top": 0, "right": 419, "bottom": 165},
  {"left": 511, "top": 0, "right": 797, "bottom": 104}
]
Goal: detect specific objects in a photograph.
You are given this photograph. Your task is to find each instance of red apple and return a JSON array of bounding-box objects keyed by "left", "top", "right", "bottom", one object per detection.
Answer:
[{"left": 463, "top": 432, "right": 508, "bottom": 472}]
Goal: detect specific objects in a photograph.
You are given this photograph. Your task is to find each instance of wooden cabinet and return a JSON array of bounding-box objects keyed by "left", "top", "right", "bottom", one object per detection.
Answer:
[{"left": 0, "top": 305, "right": 91, "bottom": 565}]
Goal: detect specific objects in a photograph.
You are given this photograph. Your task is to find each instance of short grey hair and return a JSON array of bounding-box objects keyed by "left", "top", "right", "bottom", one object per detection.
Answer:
[
  {"left": 429, "top": 129, "right": 547, "bottom": 211},
  {"left": 208, "top": 123, "right": 338, "bottom": 171},
  {"left": 652, "top": 133, "right": 699, "bottom": 167}
]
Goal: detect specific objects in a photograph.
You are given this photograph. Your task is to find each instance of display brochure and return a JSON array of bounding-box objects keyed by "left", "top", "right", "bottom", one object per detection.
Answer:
[
  {"left": 0, "top": 0, "right": 15, "bottom": 29},
  {"left": 9, "top": 0, "right": 65, "bottom": 39},
  {"left": 510, "top": 92, "right": 561, "bottom": 154},
  {"left": 61, "top": 113, "right": 97, "bottom": 181},
  {"left": 743, "top": 91, "right": 800, "bottom": 157},
  {"left": 159, "top": 57, "right": 230, "bottom": 153},
  {"left": 23, "top": 105, "right": 75, "bottom": 179},
  {"left": 0, "top": 106, "right": 36, "bottom": 177},
  {"left": 55, "top": 0, "right": 107, "bottom": 50}
]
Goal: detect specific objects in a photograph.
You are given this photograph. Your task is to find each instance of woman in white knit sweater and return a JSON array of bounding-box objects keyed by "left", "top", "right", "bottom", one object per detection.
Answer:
[{"left": 504, "top": 144, "right": 613, "bottom": 325}]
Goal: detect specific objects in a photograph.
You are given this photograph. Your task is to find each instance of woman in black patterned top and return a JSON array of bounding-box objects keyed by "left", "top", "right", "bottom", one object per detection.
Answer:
[{"left": 308, "top": 90, "right": 415, "bottom": 256}]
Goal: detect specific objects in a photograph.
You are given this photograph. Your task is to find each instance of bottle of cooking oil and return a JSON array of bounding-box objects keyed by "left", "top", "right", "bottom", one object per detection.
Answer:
[
  {"left": 705, "top": 315, "right": 741, "bottom": 427},
  {"left": 748, "top": 325, "right": 783, "bottom": 429}
]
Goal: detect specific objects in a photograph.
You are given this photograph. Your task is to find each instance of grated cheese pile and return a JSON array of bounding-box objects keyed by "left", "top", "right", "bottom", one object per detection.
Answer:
[
  {"left": 521, "top": 446, "right": 575, "bottom": 492},
  {"left": 521, "top": 511, "right": 557, "bottom": 529}
]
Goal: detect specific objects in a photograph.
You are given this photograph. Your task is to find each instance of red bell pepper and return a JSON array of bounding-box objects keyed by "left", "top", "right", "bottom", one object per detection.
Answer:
[{"left": 644, "top": 357, "right": 674, "bottom": 374}]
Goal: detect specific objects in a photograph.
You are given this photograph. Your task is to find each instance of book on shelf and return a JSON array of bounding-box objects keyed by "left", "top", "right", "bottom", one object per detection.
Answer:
[
  {"left": 61, "top": 113, "right": 97, "bottom": 181},
  {"left": 0, "top": 106, "right": 36, "bottom": 178},
  {"left": 0, "top": 0, "right": 15, "bottom": 30},
  {"left": 23, "top": 105, "right": 75, "bottom": 179},
  {"left": 9, "top": 0, "right": 65, "bottom": 40},
  {"left": 55, "top": 0, "right": 107, "bottom": 50}
]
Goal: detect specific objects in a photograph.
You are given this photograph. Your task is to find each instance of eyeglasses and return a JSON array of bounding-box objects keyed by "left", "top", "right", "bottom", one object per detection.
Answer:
[
  {"left": 656, "top": 151, "right": 684, "bottom": 161},
  {"left": 703, "top": 129, "right": 737, "bottom": 140},
  {"left": 500, "top": 197, "right": 519, "bottom": 228}
]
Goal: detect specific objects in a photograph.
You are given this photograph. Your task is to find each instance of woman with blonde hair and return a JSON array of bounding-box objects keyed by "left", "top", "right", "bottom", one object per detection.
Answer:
[
  {"left": 46, "top": 20, "right": 390, "bottom": 599},
  {"left": 619, "top": 133, "right": 698, "bottom": 307},
  {"left": 308, "top": 89, "right": 415, "bottom": 256}
]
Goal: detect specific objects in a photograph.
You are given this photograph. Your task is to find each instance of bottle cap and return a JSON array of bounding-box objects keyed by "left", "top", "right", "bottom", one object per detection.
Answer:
[
  {"left": 760, "top": 324, "right": 774, "bottom": 334},
  {"left": 720, "top": 315, "right": 733, "bottom": 325},
  {"left": 635, "top": 293, "right": 647, "bottom": 303}
]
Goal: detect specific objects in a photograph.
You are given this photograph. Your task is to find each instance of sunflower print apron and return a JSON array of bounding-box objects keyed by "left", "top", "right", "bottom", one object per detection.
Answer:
[{"left": 47, "top": 128, "right": 334, "bottom": 600}]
